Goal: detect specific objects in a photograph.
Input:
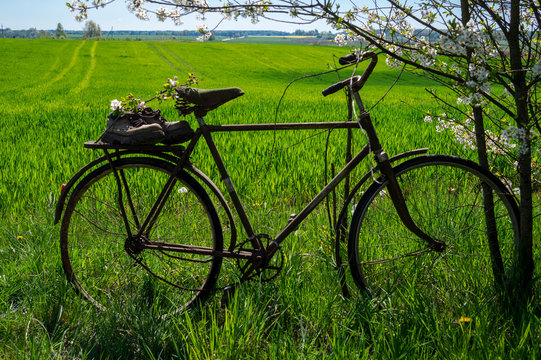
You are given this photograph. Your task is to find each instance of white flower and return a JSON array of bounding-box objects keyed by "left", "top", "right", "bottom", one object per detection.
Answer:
[
  {"left": 334, "top": 34, "right": 347, "bottom": 47},
  {"left": 110, "top": 99, "right": 122, "bottom": 111},
  {"left": 386, "top": 56, "right": 401, "bottom": 68},
  {"left": 169, "top": 9, "right": 183, "bottom": 25},
  {"left": 178, "top": 187, "right": 188, "bottom": 194},
  {"left": 156, "top": 7, "right": 168, "bottom": 21},
  {"left": 196, "top": 23, "right": 209, "bottom": 34},
  {"left": 457, "top": 96, "right": 471, "bottom": 105},
  {"left": 502, "top": 125, "right": 534, "bottom": 155},
  {"left": 136, "top": 8, "right": 149, "bottom": 20},
  {"left": 128, "top": 0, "right": 145, "bottom": 11}
]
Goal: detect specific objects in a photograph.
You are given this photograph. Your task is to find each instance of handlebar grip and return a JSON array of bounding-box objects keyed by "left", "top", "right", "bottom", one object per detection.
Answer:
[
  {"left": 322, "top": 76, "right": 361, "bottom": 97},
  {"left": 339, "top": 53, "right": 358, "bottom": 65},
  {"left": 322, "top": 80, "right": 348, "bottom": 97},
  {"left": 339, "top": 51, "right": 377, "bottom": 65},
  {"left": 322, "top": 52, "right": 378, "bottom": 96}
]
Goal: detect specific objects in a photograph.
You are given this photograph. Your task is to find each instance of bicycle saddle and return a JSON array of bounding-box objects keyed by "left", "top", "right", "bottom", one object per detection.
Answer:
[{"left": 176, "top": 86, "right": 244, "bottom": 117}]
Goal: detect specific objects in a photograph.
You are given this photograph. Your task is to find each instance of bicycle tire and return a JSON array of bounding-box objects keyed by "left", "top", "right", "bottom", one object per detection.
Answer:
[
  {"left": 347, "top": 155, "right": 519, "bottom": 312},
  {"left": 60, "top": 157, "right": 223, "bottom": 315}
]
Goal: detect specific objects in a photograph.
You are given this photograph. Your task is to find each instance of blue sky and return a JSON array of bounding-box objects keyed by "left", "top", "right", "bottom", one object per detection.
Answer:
[{"left": 0, "top": 0, "right": 332, "bottom": 32}]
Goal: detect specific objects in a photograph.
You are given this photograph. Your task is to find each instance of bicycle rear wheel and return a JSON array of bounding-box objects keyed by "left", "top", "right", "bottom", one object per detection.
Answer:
[
  {"left": 348, "top": 155, "right": 519, "bottom": 313},
  {"left": 60, "top": 157, "right": 223, "bottom": 315}
]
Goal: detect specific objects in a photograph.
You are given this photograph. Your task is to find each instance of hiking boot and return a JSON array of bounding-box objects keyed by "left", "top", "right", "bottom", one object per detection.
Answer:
[
  {"left": 139, "top": 108, "right": 194, "bottom": 144},
  {"left": 101, "top": 113, "right": 165, "bottom": 145}
]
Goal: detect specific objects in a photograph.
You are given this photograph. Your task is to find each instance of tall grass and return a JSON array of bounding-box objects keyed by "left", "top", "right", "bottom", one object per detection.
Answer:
[{"left": 0, "top": 38, "right": 539, "bottom": 358}]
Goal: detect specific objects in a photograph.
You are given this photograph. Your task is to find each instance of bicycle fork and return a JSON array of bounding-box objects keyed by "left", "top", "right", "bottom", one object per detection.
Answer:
[
  {"left": 376, "top": 151, "right": 447, "bottom": 252},
  {"left": 352, "top": 91, "right": 447, "bottom": 253}
]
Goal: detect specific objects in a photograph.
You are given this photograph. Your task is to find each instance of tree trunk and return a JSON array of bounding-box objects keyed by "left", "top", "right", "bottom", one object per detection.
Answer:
[
  {"left": 472, "top": 106, "right": 506, "bottom": 286},
  {"left": 509, "top": 0, "right": 534, "bottom": 295},
  {"left": 462, "top": 0, "right": 506, "bottom": 288}
]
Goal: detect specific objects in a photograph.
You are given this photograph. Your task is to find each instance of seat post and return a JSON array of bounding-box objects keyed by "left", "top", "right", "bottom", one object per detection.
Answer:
[{"left": 196, "top": 116, "right": 206, "bottom": 126}]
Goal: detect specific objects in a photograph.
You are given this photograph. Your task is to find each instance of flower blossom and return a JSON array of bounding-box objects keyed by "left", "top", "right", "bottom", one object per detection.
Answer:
[
  {"left": 110, "top": 99, "right": 122, "bottom": 112},
  {"left": 196, "top": 23, "right": 209, "bottom": 34},
  {"left": 169, "top": 9, "right": 183, "bottom": 25},
  {"left": 502, "top": 125, "right": 536, "bottom": 155},
  {"left": 156, "top": 7, "right": 168, "bottom": 21},
  {"left": 168, "top": 76, "right": 178, "bottom": 87},
  {"left": 136, "top": 8, "right": 149, "bottom": 20},
  {"left": 334, "top": 33, "right": 347, "bottom": 47}
]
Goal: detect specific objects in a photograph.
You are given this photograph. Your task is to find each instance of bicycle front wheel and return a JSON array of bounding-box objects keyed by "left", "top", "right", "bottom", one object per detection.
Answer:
[
  {"left": 348, "top": 155, "right": 519, "bottom": 312},
  {"left": 60, "top": 157, "right": 223, "bottom": 315}
]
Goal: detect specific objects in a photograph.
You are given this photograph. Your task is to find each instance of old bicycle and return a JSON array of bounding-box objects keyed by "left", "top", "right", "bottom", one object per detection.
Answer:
[{"left": 55, "top": 52, "right": 519, "bottom": 315}]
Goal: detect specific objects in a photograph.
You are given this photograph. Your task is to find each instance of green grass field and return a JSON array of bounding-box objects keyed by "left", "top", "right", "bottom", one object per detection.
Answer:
[{"left": 0, "top": 38, "right": 540, "bottom": 359}]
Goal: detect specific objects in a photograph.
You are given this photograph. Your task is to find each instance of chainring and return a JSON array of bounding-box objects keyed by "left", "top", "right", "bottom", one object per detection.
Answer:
[{"left": 235, "top": 233, "right": 284, "bottom": 282}]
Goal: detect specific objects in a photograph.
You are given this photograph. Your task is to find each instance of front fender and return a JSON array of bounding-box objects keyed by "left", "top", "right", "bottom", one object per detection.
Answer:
[{"left": 333, "top": 148, "right": 429, "bottom": 297}]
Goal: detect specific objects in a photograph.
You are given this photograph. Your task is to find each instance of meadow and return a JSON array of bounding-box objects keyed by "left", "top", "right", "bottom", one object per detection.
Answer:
[{"left": 0, "top": 38, "right": 539, "bottom": 358}]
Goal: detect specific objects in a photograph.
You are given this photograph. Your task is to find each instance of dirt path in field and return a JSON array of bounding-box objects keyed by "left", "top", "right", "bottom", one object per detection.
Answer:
[
  {"left": 159, "top": 45, "right": 203, "bottom": 76},
  {"left": 72, "top": 41, "right": 98, "bottom": 94},
  {"left": 50, "top": 41, "right": 86, "bottom": 86},
  {"left": 145, "top": 43, "right": 205, "bottom": 78},
  {"left": 145, "top": 42, "right": 185, "bottom": 74},
  {"left": 26, "top": 41, "right": 87, "bottom": 97}
]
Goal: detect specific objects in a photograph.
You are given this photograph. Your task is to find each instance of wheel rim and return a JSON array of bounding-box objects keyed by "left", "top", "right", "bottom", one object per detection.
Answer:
[
  {"left": 60, "top": 158, "right": 222, "bottom": 315},
  {"left": 348, "top": 156, "right": 518, "bottom": 314}
]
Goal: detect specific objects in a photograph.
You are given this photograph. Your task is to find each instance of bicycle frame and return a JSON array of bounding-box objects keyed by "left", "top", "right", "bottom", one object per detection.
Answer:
[
  {"left": 56, "top": 52, "right": 445, "bottom": 285},
  {"left": 132, "top": 116, "right": 366, "bottom": 258},
  {"left": 116, "top": 82, "right": 444, "bottom": 282}
]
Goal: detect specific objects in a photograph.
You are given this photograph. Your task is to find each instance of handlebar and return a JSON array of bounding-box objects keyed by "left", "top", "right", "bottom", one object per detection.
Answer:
[
  {"left": 322, "top": 51, "right": 378, "bottom": 97},
  {"left": 338, "top": 53, "right": 360, "bottom": 66}
]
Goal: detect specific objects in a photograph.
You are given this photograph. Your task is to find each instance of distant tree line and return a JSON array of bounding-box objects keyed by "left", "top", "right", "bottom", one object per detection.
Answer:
[
  {"left": 1, "top": 26, "right": 333, "bottom": 40},
  {"left": 1, "top": 27, "right": 53, "bottom": 39}
]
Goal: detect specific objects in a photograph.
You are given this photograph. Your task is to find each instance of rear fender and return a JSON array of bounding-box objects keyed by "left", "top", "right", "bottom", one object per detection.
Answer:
[
  {"left": 54, "top": 152, "right": 237, "bottom": 249},
  {"left": 54, "top": 155, "right": 110, "bottom": 225},
  {"left": 54, "top": 150, "right": 182, "bottom": 225}
]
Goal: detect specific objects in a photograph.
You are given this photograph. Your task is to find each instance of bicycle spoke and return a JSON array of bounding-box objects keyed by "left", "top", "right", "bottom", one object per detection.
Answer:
[
  {"left": 61, "top": 158, "right": 223, "bottom": 315},
  {"left": 349, "top": 156, "right": 518, "bottom": 315}
]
